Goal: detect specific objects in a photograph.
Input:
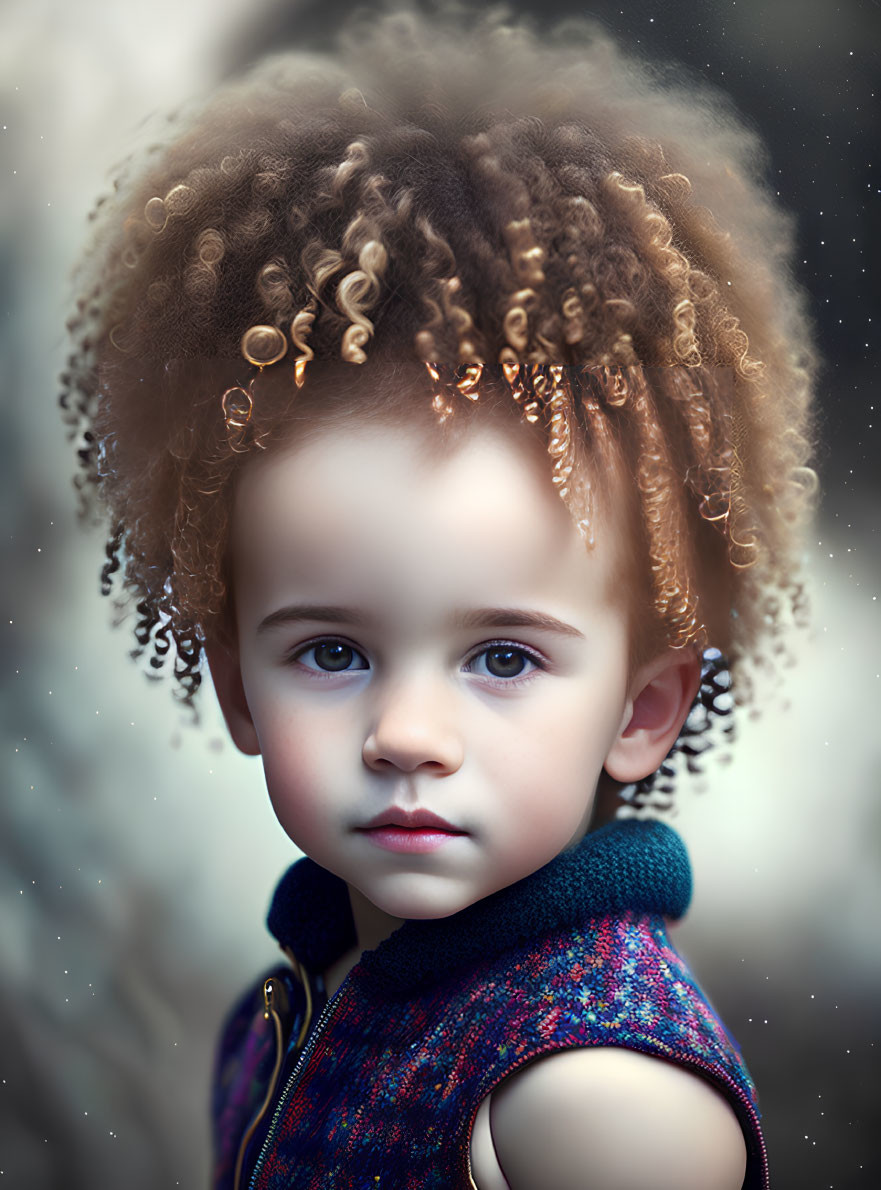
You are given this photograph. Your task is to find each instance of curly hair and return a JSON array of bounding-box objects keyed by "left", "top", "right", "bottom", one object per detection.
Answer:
[{"left": 61, "top": 3, "right": 816, "bottom": 801}]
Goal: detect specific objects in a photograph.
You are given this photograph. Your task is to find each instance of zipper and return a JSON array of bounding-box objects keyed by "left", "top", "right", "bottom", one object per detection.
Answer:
[
  {"left": 463, "top": 1046, "right": 769, "bottom": 1190},
  {"left": 231, "top": 977, "right": 289, "bottom": 1190},
  {"left": 246, "top": 982, "right": 347, "bottom": 1190},
  {"left": 232, "top": 954, "right": 314, "bottom": 1190}
]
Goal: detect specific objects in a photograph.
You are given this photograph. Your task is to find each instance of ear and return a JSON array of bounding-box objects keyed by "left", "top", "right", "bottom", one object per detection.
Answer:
[
  {"left": 604, "top": 649, "right": 702, "bottom": 784},
  {"left": 205, "top": 641, "right": 261, "bottom": 756}
]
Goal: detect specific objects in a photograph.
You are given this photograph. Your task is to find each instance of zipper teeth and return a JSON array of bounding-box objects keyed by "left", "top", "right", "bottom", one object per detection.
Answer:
[
  {"left": 464, "top": 1047, "right": 769, "bottom": 1190},
  {"left": 247, "top": 988, "right": 345, "bottom": 1190}
]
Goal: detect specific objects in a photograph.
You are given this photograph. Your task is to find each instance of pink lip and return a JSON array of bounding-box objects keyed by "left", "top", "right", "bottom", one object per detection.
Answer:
[
  {"left": 360, "top": 826, "right": 464, "bottom": 854},
  {"left": 361, "top": 807, "right": 462, "bottom": 832},
  {"left": 357, "top": 807, "right": 467, "bottom": 854}
]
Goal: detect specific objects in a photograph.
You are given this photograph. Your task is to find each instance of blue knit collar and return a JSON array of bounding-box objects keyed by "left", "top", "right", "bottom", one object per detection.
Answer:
[{"left": 267, "top": 818, "right": 691, "bottom": 996}]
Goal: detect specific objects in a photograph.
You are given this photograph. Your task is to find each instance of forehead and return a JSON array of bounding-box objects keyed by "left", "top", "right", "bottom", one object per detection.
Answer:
[{"left": 230, "top": 417, "right": 632, "bottom": 625}]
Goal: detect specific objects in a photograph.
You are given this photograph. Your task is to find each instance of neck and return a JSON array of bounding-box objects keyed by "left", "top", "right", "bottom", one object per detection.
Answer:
[
  {"left": 323, "top": 884, "right": 405, "bottom": 998},
  {"left": 349, "top": 884, "right": 406, "bottom": 952}
]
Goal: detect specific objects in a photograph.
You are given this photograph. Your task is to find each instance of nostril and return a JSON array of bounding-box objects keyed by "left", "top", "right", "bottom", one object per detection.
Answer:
[{"left": 362, "top": 721, "right": 464, "bottom": 775}]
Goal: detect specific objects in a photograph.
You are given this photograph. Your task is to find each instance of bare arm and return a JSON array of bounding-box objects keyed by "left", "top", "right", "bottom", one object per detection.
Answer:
[{"left": 487, "top": 1046, "right": 747, "bottom": 1190}]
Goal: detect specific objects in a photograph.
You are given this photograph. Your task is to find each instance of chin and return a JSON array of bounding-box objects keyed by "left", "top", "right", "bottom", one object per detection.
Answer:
[{"left": 364, "top": 879, "right": 484, "bottom": 922}]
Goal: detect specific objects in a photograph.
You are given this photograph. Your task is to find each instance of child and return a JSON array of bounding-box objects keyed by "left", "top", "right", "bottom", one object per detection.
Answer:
[{"left": 62, "top": 6, "right": 815, "bottom": 1188}]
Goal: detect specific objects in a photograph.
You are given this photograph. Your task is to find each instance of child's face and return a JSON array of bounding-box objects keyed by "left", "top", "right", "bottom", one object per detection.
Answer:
[{"left": 222, "top": 416, "right": 635, "bottom": 921}]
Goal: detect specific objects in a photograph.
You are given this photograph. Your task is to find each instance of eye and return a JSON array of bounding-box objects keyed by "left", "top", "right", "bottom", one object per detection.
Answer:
[
  {"left": 293, "top": 639, "right": 369, "bottom": 673},
  {"left": 464, "top": 643, "right": 543, "bottom": 681}
]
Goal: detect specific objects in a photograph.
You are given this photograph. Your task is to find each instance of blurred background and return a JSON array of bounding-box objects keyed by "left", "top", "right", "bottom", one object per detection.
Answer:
[{"left": 1, "top": 0, "right": 878, "bottom": 1186}]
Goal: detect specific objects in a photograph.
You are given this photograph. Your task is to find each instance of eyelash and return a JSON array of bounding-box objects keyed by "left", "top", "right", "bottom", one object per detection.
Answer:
[
  {"left": 287, "top": 637, "right": 548, "bottom": 686},
  {"left": 287, "top": 637, "right": 369, "bottom": 679},
  {"left": 462, "top": 640, "right": 547, "bottom": 686}
]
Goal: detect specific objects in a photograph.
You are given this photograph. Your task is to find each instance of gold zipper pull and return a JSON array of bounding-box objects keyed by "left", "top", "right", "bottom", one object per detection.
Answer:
[
  {"left": 233, "top": 977, "right": 291, "bottom": 1190},
  {"left": 263, "top": 975, "right": 290, "bottom": 1022}
]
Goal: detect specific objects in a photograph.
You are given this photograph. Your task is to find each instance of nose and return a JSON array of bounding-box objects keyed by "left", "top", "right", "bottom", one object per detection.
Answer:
[{"left": 362, "top": 675, "right": 464, "bottom": 775}]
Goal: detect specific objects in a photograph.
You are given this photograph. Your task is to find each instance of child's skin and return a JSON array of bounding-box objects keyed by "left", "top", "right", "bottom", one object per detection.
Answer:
[{"left": 207, "top": 409, "right": 747, "bottom": 1188}]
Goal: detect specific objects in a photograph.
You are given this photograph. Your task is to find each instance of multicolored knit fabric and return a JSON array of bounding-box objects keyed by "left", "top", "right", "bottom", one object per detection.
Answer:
[{"left": 211, "top": 819, "right": 768, "bottom": 1189}]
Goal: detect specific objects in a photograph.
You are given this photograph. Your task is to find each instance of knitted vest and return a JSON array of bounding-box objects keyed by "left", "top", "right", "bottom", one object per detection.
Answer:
[{"left": 212, "top": 819, "right": 769, "bottom": 1190}]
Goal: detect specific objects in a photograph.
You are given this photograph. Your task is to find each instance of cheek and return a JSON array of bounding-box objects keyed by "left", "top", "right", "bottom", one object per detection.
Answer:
[
  {"left": 487, "top": 699, "right": 616, "bottom": 795},
  {"left": 256, "top": 709, "right": 342, "bottom": 837},
  {"left": 482, "top": 700, "right": 617, "bottom": 845}
]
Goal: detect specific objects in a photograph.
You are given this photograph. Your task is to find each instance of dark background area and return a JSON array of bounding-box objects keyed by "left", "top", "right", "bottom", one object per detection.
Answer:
[{"left": 1, "top": 1, "right": 878, "bottom": 1187}]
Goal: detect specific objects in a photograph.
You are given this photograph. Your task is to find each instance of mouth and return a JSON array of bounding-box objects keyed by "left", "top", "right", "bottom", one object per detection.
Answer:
[{"left": 356, "top": 807, "right": 467, "bottom": 854}]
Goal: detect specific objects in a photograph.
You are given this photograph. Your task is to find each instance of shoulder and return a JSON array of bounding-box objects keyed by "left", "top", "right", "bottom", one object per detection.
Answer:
[{"left": 486, "top": 1046, "right": 747, "bottom": 1190}]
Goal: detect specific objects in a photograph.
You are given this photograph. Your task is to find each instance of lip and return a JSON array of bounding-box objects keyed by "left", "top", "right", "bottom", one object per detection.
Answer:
[
  {"left": 359, "top": 826, "right": 465, "bottom": 854},
  {"left": 360, "top": 807, "right": 464, "bottom": 833},
  {"left": 356, "top": 807, "right": 467, "bottom": 855}
]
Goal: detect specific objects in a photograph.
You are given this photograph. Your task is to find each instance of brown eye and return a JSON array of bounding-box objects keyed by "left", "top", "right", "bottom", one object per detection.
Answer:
[
  {"left": 295, "top": 640, "right": 368, "bottom": 673},
  {"left": 484, "top": 647, "right": 527, "bottom": 678},
  {"left": 464, "top": 642, "right": 544, "bottom": 682},
  {"left": 314, "top": 642, "right": 355, "bottom": 671}
]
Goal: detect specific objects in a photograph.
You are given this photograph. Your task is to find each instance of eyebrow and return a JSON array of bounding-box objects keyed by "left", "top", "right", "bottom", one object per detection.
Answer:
[
  {"left": 457, "top": 608, "right": 584, "bottom": 638},
  {"left": 257, "top": 605, "right": 367, "bottom": 634},
  {"left": 257, "top": 604, "right": 584, "bottom": 639}
]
